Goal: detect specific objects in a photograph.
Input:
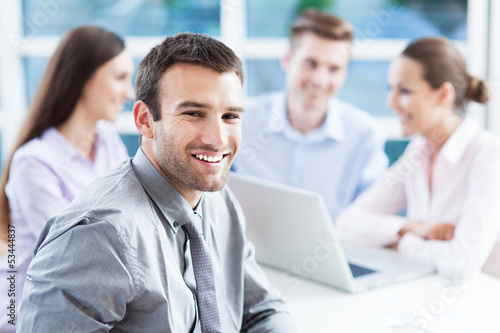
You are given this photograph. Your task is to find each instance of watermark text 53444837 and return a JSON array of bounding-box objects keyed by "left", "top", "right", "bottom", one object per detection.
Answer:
[{"left": 6, "top": 225, "right": 17, "bottom": 326}]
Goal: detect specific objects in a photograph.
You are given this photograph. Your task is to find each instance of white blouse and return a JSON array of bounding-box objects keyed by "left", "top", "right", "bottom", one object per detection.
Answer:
[{"left": 337, "top": 118, "right": 500, "bottom": 273}]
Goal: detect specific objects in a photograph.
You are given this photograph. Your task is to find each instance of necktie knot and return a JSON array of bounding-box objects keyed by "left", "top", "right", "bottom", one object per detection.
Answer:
[{"left": 184, "top": 214, "right": 203, "bottom": 238}]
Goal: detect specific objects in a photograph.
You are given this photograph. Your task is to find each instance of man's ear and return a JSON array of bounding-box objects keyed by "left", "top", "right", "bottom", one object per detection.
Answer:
[{"left": 133, "top": 100, "right": 154, "bottom": 139}]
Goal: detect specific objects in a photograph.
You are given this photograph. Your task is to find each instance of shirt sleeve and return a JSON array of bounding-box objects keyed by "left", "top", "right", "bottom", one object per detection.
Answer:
[
  {"left": 336, "top": 155, "right": 408, "bottom": 247},
  {"left": 241, "top": 240, "right": 299, "bottom": 333},
  {"left": 398, "top": 144, "right": 500, "bottom": 273},
  {"left": 8, "top": 155, "right": 71, "bottom": 238},
  {"left": 18, "top": 218, "right": 136, "bottom": 332}
]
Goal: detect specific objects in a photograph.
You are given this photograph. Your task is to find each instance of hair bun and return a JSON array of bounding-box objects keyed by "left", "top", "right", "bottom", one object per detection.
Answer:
[{"left": 466, "top": 75, "right": 489, "bottom": 104}]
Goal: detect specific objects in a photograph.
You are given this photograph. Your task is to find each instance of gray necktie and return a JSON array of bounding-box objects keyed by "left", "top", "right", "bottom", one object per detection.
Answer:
[{"left": 183, "top": 214, "right": 221, "bottom": 333}]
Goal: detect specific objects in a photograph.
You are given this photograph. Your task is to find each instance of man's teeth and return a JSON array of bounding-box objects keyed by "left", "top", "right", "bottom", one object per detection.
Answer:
[{"left": 195, "top": 154, "right": 223, "bottom": 163}]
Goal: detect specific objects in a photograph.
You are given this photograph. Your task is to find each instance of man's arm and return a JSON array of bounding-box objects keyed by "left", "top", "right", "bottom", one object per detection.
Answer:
[
  {"left": 18, "top": 218, "right": 135, "bottom": 332},
  {"left": 240, "top": 241, "right": 298, "bottom": 333}
]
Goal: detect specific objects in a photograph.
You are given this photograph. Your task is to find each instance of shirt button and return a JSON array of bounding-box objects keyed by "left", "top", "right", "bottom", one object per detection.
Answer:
[{"left": 173, "top": 221, "right": 179, "bottom": 228}]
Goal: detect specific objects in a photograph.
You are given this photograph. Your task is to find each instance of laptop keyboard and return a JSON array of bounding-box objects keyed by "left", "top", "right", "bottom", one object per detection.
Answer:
[{"left": 348, "top": 262, "right": 377, "bottom": 278}]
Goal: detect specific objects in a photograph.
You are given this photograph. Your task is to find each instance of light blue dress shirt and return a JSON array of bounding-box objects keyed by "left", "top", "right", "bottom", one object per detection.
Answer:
[{"left": 234, "top": 91, "right": 388, "bottom": 223}]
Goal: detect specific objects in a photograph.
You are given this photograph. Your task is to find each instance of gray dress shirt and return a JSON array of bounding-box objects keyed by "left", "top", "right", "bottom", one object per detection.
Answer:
[{"left": 18, "top": 149, "right": 297, "bottom": 333}]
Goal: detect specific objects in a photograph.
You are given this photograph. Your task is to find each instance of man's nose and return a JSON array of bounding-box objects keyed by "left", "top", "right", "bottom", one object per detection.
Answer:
[
  {"left": 310, "top": 67, "right": 330, "bottom": 87},
  {"left": 199, "top": 117, "right": 228, "bottom": 148}
]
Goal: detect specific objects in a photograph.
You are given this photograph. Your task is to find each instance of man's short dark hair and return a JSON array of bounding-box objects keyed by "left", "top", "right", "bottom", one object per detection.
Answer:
[
  {"left": 135, "top": 33, "right": 244, "bottom": 121},
  {"left": 290, "top": 9, "right": 354, "bottom": 50}
]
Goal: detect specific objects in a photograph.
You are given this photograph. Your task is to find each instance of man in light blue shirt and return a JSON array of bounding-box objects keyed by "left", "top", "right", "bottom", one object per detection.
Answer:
[{"left": 234, "top": 9, "right": 388, "bottom": 222}]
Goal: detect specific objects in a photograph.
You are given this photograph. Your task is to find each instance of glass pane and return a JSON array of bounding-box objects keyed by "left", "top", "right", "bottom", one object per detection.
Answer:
[
  {"left": 246, "top": 59, "right": 393, "bottom": 117},
  {"left": 23, "top": 0, "right": 220, "bottom": 36},
  {"left": 120, "top": 133, "right": 140, "bottom": 157},
  {"left": 245, "top": 60, "right": 285, "bottom": 97},
  {"left": 340, "top": 60, "right": 392, "bottom": 117},
  {"left": 24, "top": 57, "right": 47, "bottom": 105},
  {"left": 248, "top": 0, "right": 467, "bottom": 40},
  {"left": 385, "top": 139, "right": 409, "bottom": 166}
]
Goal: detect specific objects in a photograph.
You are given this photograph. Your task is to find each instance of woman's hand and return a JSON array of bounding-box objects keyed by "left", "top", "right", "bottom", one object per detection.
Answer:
[
  {"left": 398, "top": 222, "right": 431, "bottom": 238},
  {"left": 427, "top": 223, "right": 455, "bottom": 240},
  {"left": 398, "top": 222, "right": 455, "bottom": 241}
]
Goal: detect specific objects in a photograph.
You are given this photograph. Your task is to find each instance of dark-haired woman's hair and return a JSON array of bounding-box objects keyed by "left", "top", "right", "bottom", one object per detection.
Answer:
[
  {"left": 0, "top": 26, "right": 125, "bottom": 240},
  {"left": 402, "top": 36, "right": 489, "bottom": 109}
]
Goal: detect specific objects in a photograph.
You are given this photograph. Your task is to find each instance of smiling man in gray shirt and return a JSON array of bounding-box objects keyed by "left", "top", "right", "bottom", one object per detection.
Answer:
[{"left": 18, "top": 33, "right": 297, "bottom": 333}]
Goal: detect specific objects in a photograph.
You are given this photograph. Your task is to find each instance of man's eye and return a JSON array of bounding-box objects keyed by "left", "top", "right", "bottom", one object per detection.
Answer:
[
  {"left": 305, "top": 59, "right": 317, "bottom": 68},
  {"left": 223, "top": 114, "right": 238, "bottom": 120},
  {"left": 184, "top": 112, "right": 201, "bottom": 117}
]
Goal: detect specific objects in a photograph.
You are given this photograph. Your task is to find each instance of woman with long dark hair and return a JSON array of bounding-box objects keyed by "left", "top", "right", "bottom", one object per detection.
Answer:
[{"left": 0, "top": 26, "right": 133, "bottom": 329}]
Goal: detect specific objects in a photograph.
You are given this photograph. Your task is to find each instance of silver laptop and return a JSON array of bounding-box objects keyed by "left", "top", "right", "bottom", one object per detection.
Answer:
[{"left": 227, "top": 172, "right": 435, "bottom": 293}]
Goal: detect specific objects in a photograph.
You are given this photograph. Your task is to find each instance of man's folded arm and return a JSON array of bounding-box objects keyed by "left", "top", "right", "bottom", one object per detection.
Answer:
[{"left": 18, "top": 218, "right": 135, "bottom": 333}]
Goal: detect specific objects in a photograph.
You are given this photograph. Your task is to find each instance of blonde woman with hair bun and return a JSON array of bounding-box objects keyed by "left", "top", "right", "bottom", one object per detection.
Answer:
[{"left": 337, "top": 37, "right": 500, "bottom": 278}]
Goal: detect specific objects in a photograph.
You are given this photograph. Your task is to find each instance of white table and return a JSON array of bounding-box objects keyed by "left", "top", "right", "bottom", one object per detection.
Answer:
[{"left": 263, "top": 267, "right": 500, "bottom": 332}]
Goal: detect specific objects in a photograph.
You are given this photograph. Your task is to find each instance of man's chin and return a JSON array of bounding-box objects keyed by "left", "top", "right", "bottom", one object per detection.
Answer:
[
  {"left": 195, "top": 175, "right": 229, "bottom": 192},
  {"left": 305, "top": 99, "right": 328, "bottom": 111},
  {"left": 197, "top": 183, "right": 226, "bottom": 193}
]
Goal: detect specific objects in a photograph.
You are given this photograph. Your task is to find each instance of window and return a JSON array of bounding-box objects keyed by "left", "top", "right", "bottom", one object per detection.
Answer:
[
  {"left": 22, "top": 0, "right": 220, "bottom": 36},
  {"left": 245, "top": 0, "right": 470, "bottom": 124},
  {"left": 0, "top": 0, "right": 493, "bottom": 168},
  {"left": 248, "top": 0, "right": 467, "bottom": 39}
]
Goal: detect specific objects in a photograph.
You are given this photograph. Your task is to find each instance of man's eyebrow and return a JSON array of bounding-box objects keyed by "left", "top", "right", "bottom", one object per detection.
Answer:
[
  {"left": 176, "top": 101, "right": 210, "bottom": 109},
  {"left": 228, "top": 106, "right": 245, "bottom": 113},
  {"left": 176, "top": 101, "right": 244, "bottom": 113}
]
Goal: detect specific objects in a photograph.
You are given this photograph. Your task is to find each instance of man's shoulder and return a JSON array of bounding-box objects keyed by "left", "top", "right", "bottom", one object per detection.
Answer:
[
  {"left": 335, "top": 99, "right": 383, "bottom": 136},
  {"left": 241, "top": 91, "right": 284, "bottom": 134},
  {"left": 54, "top": 160, "right": 146, "bottom": 226},
  {"left": 335, "top": 99, "right": 376, "bottom": 124},
  {"left": 205, "top": 186, "right": 239, "bottom": 214},
  {"left": 204, "top": 186, "right": 245, "bottom": 228},
  {"left": 244, "top": 91, "right": 282, "bottom": 113}
]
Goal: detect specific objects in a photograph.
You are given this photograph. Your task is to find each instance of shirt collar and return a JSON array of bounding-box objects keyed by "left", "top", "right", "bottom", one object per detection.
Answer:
[
  {"left": 265, "top": 91, "right": 344, "bottom": 142},
  {"left": 322, "top": 98, "right": 345, "bottom": 142},
  {"left": 94, "top": 120, "right": 109, "bottom": 146},
  {"left": 440, "top": 117, "right": 480, "bottom": 165},
  {"left": 44, "top": 127, "right": 80, "bottom": 158},
  {"left": 131, "top": 147, "right": 199, "bottom": 233},
  {"left": 44, "top": 125, "right": 105, "bottom": 160}
]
